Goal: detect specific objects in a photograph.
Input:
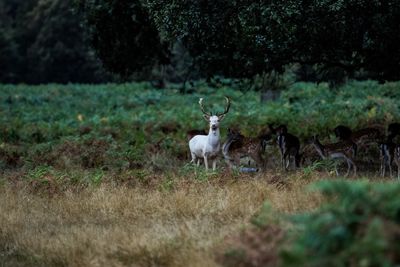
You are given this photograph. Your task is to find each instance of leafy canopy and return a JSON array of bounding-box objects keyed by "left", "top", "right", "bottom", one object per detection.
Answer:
[{"left": 78, "top": 0, "right": 400, "bottom": 81}]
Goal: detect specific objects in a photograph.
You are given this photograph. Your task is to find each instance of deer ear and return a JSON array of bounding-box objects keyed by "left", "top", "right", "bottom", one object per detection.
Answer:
[
  {"left": 203, "top": 115, "right": 210, "bottom": 121},
  {"left": 218, "top": 114, "right": 225, "bottom": 121}
]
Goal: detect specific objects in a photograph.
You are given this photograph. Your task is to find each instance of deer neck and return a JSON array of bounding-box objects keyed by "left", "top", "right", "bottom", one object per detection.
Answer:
[
  {"left": 208, "top": 127, "right": 220, "bottom": 147},
  {"left": 312, "top": 139, "right": 326, "bottom": 159}
]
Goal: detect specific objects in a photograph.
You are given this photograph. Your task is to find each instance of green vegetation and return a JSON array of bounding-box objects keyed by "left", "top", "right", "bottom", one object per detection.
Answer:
[
  {"left": 1, "top": 81, "right": 399, "bottom": 176},
  {"left": 221, "top": 180, "right": 400, "bottom": 267},
  {"left": 1, "top": 82, "right": 400, "bottom": 266},
  {"left": 3, "top": 0, "right": 400, "bottom": 266},
  {"left": 283, "top": 180, "right": 400, "bottom": 267}
]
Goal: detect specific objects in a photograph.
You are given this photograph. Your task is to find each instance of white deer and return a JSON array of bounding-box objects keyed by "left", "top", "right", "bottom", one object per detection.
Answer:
[{"left": 189, "top": 97, "right": 231, "bottom": 171}]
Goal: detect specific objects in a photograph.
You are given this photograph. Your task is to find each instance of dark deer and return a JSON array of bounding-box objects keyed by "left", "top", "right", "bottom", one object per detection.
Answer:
[
  {"left": 269, "top": 124, "right": 301, "bottom": 170},
  {"left": 388, "top": 122, "right": 400, "bottom": 137},
  {"left": 379, "top": 133, "right": 400, "bottom": 178}
]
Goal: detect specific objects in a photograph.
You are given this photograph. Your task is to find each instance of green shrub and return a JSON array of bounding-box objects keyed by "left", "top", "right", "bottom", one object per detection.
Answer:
[
  {"left": 282, "top": 180, "right": 400, "bottom": 267},
  {"left": 221, "top": 180, "right": 400, "bottom": 267}
]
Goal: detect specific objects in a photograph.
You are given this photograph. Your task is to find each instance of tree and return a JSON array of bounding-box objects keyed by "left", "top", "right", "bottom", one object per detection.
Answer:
[
  {"left": 260, "top": 0, "right": 400, "bottom": 82},
  {"left": 0, "top": 0, "right": 111, "bottom": 84},
  {"left": 0, "top": 0, "right": 29, "bottom": 83},
  {"left": 147, "top": 1, "right": 273, "bottom": 79},
  {"left": 77, "top": 0, "right": 170, "bottom": 79},
  {"left": 147, "top": 0, "right": 400, "bottom": 82},
  {"left": 23, "top": 0, "right": 110, "bottom": 83}
]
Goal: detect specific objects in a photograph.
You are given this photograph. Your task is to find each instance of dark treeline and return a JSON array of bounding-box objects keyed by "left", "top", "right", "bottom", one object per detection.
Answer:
[
  {"left": 1, "top": 0, "right": 400, "bottom": 86},
  {"left": 0, "top": 0, "right": 111, "bottom": 84}
]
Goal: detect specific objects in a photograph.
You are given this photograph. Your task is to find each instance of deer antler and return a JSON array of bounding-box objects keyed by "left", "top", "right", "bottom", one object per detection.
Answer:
[
  {"left": 216, "top": 96, "right": 231, "bottom": 117},
  {"left": 199, "top": 98, "right": 212, "bottom": 116}
]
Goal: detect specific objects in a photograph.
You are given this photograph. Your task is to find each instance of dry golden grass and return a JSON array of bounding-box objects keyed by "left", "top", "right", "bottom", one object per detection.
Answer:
[{"left": 0, "top": 171, "right": 324, "bottom": 267}]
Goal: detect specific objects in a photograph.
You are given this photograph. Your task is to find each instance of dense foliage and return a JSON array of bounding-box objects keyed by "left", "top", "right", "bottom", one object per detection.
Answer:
[
  {"left": 2, "top": 0, "right": 400, "bottom": 84},
  {"left": 222, "top": 180, "right": 400, "bottom": 267},
  {"left": 79, "top": 0, "right": 400, "bottom": 81},
  {"left": 0, "top": 0, "right": 110, "bottom": 84},
  {"left": 77, "top": 0, "right": 169, "bottom": 78},
  {"left": 282, "top": 180, "right": 400, "bottom": 267},
  {"left": 0, "top": 81, "right": 399, "bottom": 173}
]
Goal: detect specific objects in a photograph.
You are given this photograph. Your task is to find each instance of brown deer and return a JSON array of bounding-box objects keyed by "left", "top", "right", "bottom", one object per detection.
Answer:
[
  {"left": 333, "top": 125, "right": 383, "bottom": 157},
  {"left": 311, "top": 135, "right": 357, "bottom": 176},
  {"left": 189, "top": 97, "right": 231, "bottom": 171},
  {"left": 351, "top": 127, "right": 383, "bottom": 145},
  {"left": 269, "top": 124, "right": 301, "bottom": 170},
  {"left": 222, "top": 128, "right": 271, "bottom": 171},
  {"left": 334, "top": 125, "right": 353, "bottom": 141},
  {"left": 334, "top": 125, "right": 383, "bottom": 143}
]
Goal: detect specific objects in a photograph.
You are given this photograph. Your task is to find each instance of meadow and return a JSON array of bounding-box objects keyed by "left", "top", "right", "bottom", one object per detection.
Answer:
[{"left": 1, "top": 81, "right": 400, "bottom": 266}]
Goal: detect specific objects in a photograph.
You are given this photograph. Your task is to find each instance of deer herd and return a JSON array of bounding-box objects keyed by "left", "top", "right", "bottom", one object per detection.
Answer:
[{"left": 188, "top": 97, "right": 400, "bottom": 179}]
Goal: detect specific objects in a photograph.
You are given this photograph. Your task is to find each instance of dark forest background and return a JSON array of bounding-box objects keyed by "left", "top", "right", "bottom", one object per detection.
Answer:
[
  {"left": 1, "top": 0, "right": 400, "bottom": 87},
  {"left": 0, "top": 0, "right": 111, "bottom": 84}
]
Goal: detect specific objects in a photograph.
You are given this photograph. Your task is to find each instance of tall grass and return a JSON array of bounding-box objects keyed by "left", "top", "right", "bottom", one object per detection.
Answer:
[{"left": 1, "top": 173, "right": 322, "bottom": 267}]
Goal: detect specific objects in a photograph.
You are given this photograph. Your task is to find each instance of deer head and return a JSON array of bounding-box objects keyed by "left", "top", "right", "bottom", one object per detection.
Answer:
[
  {"left": 199, "top": 97, "right": 231, "bottom": 131},
  {"left": 268, "top": 124, "right": 287, "bottom": 135}
]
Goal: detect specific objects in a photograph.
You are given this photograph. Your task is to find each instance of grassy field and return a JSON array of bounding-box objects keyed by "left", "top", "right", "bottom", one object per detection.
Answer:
[
  {"left": 1, "top": 172, "right": 325, "bottom": 267},
  {"left": 1, "top": 81, "right": 400, "bottom": 266}
]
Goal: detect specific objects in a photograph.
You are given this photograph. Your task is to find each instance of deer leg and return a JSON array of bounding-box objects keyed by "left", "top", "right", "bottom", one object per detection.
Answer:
[
  {"left": 279, "top": 148, "right": 285, "bottom": 170},
  {"left": 333, "top": 158, "right": 339, "bottom": 176},
  {"left": 234, "top": 155, "right": 241, "bottom": 167},
  {"left": 396, "top": 158, "right": 400, "bottom": 180},
  {"left": 286, "top": 155, "right": 291, "bottom": 170},
  {"left": 396, "top": 149, "right": 400, "bottom": 180},
  {"left": 291, "top": 152, "right": 297, "bottom": 169},
  {"left": 284, "top": 151, "right": 291, "bottom": 171},
  {"left": 294, "top": 150, "right": 300, "bottom": 169},
  {"left": 383, "top": 160, "right": 386, "bottom": 177},
  {"left": 331, "top": 153, "right": 345, "bottom": 176},
  {"left": 397, "top": 163, "right": 399, "bottom": 180},
  {"left": 257, "top": 151, "right": 266, "bottom": 171},
  {"left": 250, "top": 151, "right": 264, "bottom": 171},
  {"left": 204, "top": 156, "right": 209, "bottom": 171},
  {"left": 334, "top": 162, "right": 340, "bottom": 176},
  {"left": 389, "top": 155, "right": 393, "bottom": 177},
  {"left": 288, "top": 149, "right": 297, "bottom": 170},
  {"left": 381, "top": 155, "right": 387, "bottom": 177},
  {"left": 340, "top": 153, "right": 356, "bottom": 177},
  {"left": 191, "top": 152, "right": 197, "bottom": 164},
  {"left": 348, "top": 157, "right": 356, "bottom": 176},
  {"left": 212, "top": 159, "right": 217, "bottom": 171},
  {"left": 225, "top": 158, "right": 235, "bottom": 169},
  {"left": 344, "top": 157, "right": 351, "bottom": 177}
]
